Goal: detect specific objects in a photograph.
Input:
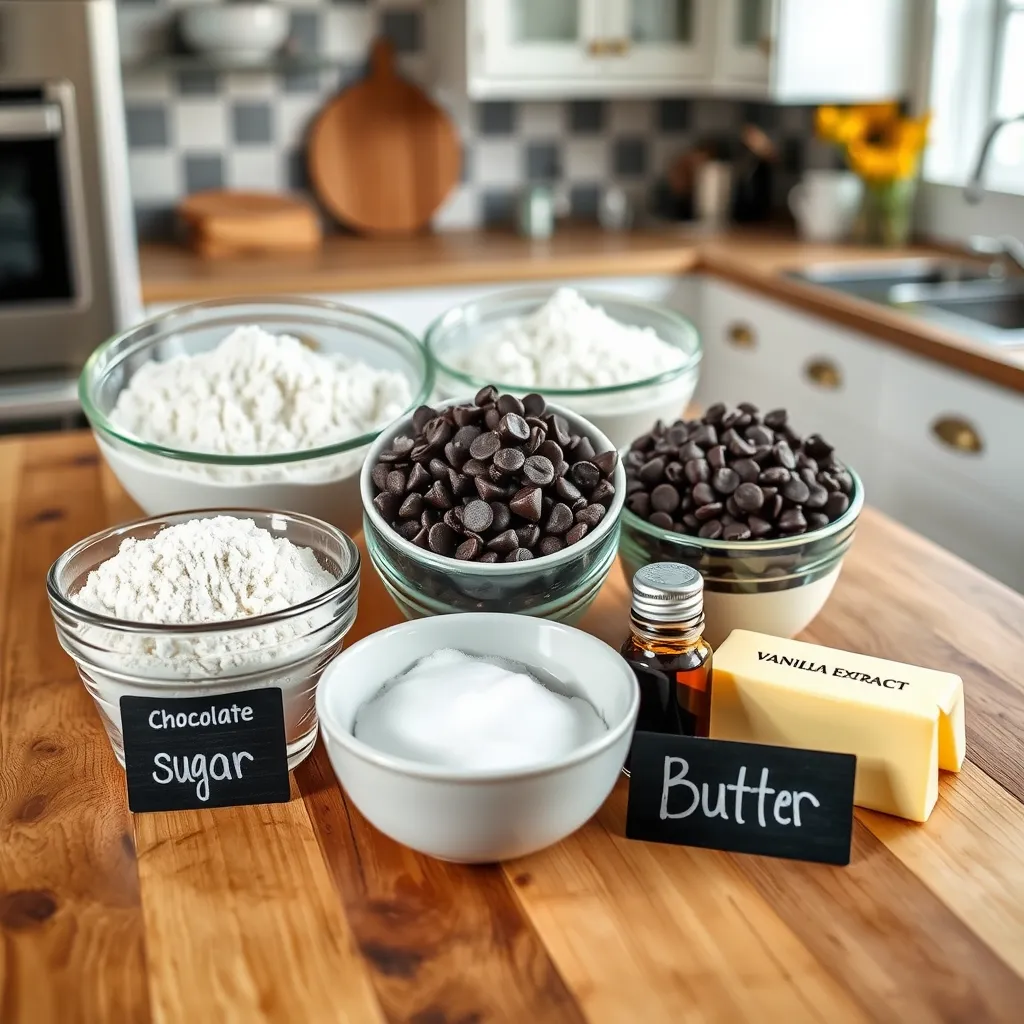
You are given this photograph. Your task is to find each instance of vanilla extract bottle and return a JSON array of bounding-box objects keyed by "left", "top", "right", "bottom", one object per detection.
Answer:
[{"left": 620, "top": 563, "right": 713, "bottom": 767}]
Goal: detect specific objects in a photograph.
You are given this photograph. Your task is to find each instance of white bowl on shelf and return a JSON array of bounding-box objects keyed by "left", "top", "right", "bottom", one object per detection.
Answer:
[
  {"left": 179, "top": 3, "right": 290, "bottom": 67},
  {"left": 317, "top": 613, "right": 640, "bottom": 863}
]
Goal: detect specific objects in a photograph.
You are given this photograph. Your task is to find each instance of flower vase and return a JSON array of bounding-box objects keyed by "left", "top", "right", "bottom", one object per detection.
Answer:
[{"left": 857, "top": 178, "right": 916, "bottom": 247}]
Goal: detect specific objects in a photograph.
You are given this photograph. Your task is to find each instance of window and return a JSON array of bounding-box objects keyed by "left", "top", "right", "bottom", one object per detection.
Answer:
[{"left": 926, "top": 0, "right": 1024, "bottom": 195}]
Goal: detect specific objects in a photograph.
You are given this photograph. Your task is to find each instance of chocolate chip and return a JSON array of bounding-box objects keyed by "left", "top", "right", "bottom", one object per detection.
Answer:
[
  {"left": 650, "top": 483, "right": 680, "bottom": 513},
  {"left": 546, "top": 502, "right": 574, "bottom": 534},
  {"left": 516, "top": 524, "right": 541, "bottom": 548},
  {"left": 463, "top": 458, "right": 488, "bottom": 479},
  {"left": 371, "top": 463, "right": 390, "bottom": 490},
  {"left": 773, "top": 442, "right": 796, "bottom": 470},
  {"left": 398, "top": 492, "right": 423, "bottom": 519},
  {"left": 412, "top": 406, "right": 437, "bottom": 433},
  {"left": 649, "top": 511, "right": 675, "bottom": 530},
  {"left": 548, "top": 414, "right": 571, "bottom": 447},
  {"left": 684, "top": 458, "right": 710, "bottom": 485},
  {"left": 593, "top": 451, "right": 618, "bottom": 477},
  {"left": 694, "top": 501, "right": 724, "bottom": 521},
  {"left": 693, "top": 424, "right": 718, "bottom": 448},
  {"left": 806, "top": 511, "right": 830, "bottom": 530},
  {"left": 627, "top": 492, "right": 651, "bottom": 517},
  {"left": 412, "top": 526, "right": 430, "bottom": 548},
  {"left": 748, "top": 515, "right": 773, "bottom": 537},
  {"left": 782, "top": 477, "right": 810, "bottom": 504},
  {"left": 572, "top": 436, "right": 596, "bottom": 464},
  {"left": 692, "top": 481, "right": 715, "bottom": 506},
  {"left": 443, "top": 508, "right": 464, "bottom": 532},
  {"left": 745, "top": 425, "right": 774, "bottom": 447},
  {"left": 538, "top": 535, "right": 564, "bottom": 556},
  {"left": 499, "top": 412, "right": 530, "bottom": 444},
  {"left": 408, "top": 463, "right": 431, "bottom": 491},
  {"left": 734, "top": 482, "right": 764, "bottom": 512},
  {"left": 490, "top": 501, "right": 512, "bottom": 532},
  {"left": 373, "top": 492, "right": 399, "bottom": 520},
  {"left": 526, "top": 427, "right": 544, "bottom": 455},
  {"left": 575, "top": 504, "right": 606, "bottom": 529},
  {"left": 493, "top": 447, "right": 526, "bottom": 474},
  {"left": 712, "top": 467, "right": 740, "bottom": 495},
  {"left": 462, "top": 499, "right": 494, "bottom": 534},
  {"left": 723, "top": 522, "right": 752, "bottom": 541},
  {"left": 707, "top": 445, "right": 727, "bottom": 470},
  {"left": 826, "top": 491, "right": 850, "bottom": 520},
  {"left": 478, "top": 552, "right": 499, "bottom": 563},
  {"left": 591, "top": 479, "right": 616, "bottom": 506},
  {"left": 397, "top": 520, "right": 421, "bottom": 540},
  {"left": 453, "top": 405, "right": 483, "bottom": 427},
  {"left": 469, "top": 431, "right": 501, "bottom": 461},
  {"left": 523, "top": 392, "right": 546, "bottom": 416},
  {"left": 523, "top": 455, "right": 555, "bottom": 486},
  {"left": 759, "top": 466, "right": 791, "bottom": 486},
  {"left": 487, "top": 529, "right": 519, "bottom": 555},
  {"left": 475, "top": 385, "right": 498, "bottom": 406},
  {"left": 428, "top": 522, "right": 459, "bottom": 556},
  {"left": 565, "top": 522, "right": 589, "bottom": 546},
  {"left": 510, "top": 486, "right": 543, "bottom": 522},
  {"left": 778, "top": 508, "right": 807, "bottom": 533},
  {"left": 474, "top": 478, "right": 506, "bottom": 502},
  {"left": 484, "top": 407, "right": 501, "bottom": 430},
  {"left": 639, "top": 457, "right": 666, "bottom": 484},
  {"left": 455, "top": 536, "right": 482, "bottom": 560},
  {"left": 503, "top": 548, "right": 533, "bottom": 562},
  {"left": 698, "top": 519, "right": 723, "bottom": 539},
  {"left": 804, "top": 485, "right": 829, "bottom": 510},
  {"left": 571, "top": 461, "right": 601, "bottom": 491}
]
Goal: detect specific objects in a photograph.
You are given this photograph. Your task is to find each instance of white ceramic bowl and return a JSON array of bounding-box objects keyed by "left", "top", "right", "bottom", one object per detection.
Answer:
[
  {"left": 424, "top": 288, "right": 702, "bottom": 450},
  {"left": 179, "top": 3, "right": 289, "bottom": 66},
  {"left": 80, "top": 298, "right": 431, "bottom": 539},
  {"left": 317, "top": 613, "right": 639, "bottom": 862}
]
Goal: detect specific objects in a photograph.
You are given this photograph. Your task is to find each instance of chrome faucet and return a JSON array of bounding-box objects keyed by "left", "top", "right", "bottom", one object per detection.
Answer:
[
  {"left": 964, "top": 113, "right": 1024, "bottom": 204},
  {"left": 964, "top": 115, "right": 1024, "bottom": 274}
]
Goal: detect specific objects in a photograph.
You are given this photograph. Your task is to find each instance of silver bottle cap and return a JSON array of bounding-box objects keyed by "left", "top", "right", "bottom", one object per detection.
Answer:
[{"left": 630, "top": 562, "right": 704, "bottom": 625}]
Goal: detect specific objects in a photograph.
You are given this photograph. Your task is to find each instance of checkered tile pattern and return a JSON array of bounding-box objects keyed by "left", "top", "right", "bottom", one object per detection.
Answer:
[{"left": 118, "top": 1, "right": 822, "bottom": 240}]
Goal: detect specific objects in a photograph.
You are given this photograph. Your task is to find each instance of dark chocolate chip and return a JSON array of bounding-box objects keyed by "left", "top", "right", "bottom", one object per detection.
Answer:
[
  {"left": 505, "top": 548, "right": 535, "bottom": 562},
  {"left": 651, "top": 483, "right": 680, "bottom": 513},
  {"left": 759, "top": 466, "right": 791, "bottom": 486},
  {"left": 565, "top": 522, "right": 589, "bottom": 546},
  {"left": 516, "top": 524, "right": 540, "bottom": 548},
  {"left": 575, "top": 504, "right": 606, "bottom": 528},
  {"left": 593, "top": 450, "right": 619, "bottom": 477},
  {"left": 684, "top": 458, "right": 710, "bottom": 485},
  {"left": 487, "top": 529, "right": 519, "bottom": 555},
  {"left": 522, "top": 392, "right": 546, "bottom": 417},
  {"left": 427, "top": 522, "right": 459, "bottom": 556},
  {"left": 538, "top": 535, "right": 564, "bottom": 556},
  {"left": 499, "top": 412, "right": 530, "bottom": 443},
  {"left": 373, "top": 492, "right": 399, "bottom": 520},
  {"left": 698, "top": 519, "right": 723, "bottom": 539},
  {"left": 826, "top": 491, "right": 850, "bottom": 519},
  {"left": 455, "top": 536, "right": 483, "bottom": 561},
  {"left": 548, "top": 414, "right": 571, "bottom": 447},
  {"left": 694, "top": 501, "right": 724, "bottom": 521},
  {"left": 734, "top": 482, "right": 764, "bottom": 512},
  {"left": 782, "top": 477, "right": 810, "bottom": 504},
  {"left": 723, "top": 522, "right": 752, "bottom": 541},
  {"left": 649, "top": 511, "right": 675, "bottom": 530},
  {"left": 571, "top": 461, "right": 601, "bottom": 491},
  {"left": 692, "top": 481, "right": 715, "bottom": 506},
  {"left": 712, "top": 467, "right": 740, "bottom": 495},
  {"left": 371, "top": 463, "right": 390, "bottom": 490},
  {"left": 778, "top": 508, "right": 807, "bottom": 533},
  {"left": 475, "top": 385, "right": 498, "bottom": 406},
  {"left": 639, "top": 457, "right": 666, "bottom": 485},
  {"left": 496, "top": 393, "right": 525, "bottom": 416},
  {"left": 462, "top": 499, "right": 494, "bottom": 534},
  {"left": 398, "top": 492, "right": 423, "bottom": 519},
  {"left": 478, "top": 552, "right": 499, "bottom": 564},
  {"left": 510, "top": 486, "right": 543, "bottom": 522},
  {"left": 490, "top": 501, "right": 512, "bottom": 532},
  {"left": 707, "top": 445, "right": 728, "bottom": 470},
  {"left": 591, "top": 479, "right": 616, "bottom": 506},
  {"left": 523, "top": 455, "right": 555, "bottom": 486},
  {"left": 469, "top": 431, "right": 501, "bottom": 461},
  {"left": 493, "top": 447, "right": 526, "bottom": 474},
  {"left": 546, "top": 502, "right": 574, "bottom": 534}
]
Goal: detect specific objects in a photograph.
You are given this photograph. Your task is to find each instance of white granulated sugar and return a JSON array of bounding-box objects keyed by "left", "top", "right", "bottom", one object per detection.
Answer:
[
  {"left": 74, "top": 516, "right": 336, "bottom": 624},
  {"left": 354, "top": 648, "right": 606, "bottom": 771},
  {"left": 109, "top": 325, "right": 412, "bottom": 478},
  {"left": 452, "top": 288, "right": 686, "bottom": 389},
  {"left": 72, "top": 517, "right": 338, "bottom": 678}
]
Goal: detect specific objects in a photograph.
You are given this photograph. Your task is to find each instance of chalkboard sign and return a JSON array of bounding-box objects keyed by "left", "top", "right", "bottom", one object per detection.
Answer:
[
  {"left": 625, "top": 732, "right": 856, "bottom": 866},
  {"left": 120, "top": 688, "right": 290, "bottom": 813}
]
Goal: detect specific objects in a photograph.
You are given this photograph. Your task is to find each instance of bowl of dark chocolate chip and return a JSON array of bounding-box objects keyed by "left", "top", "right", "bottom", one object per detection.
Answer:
[
  {"left": 361, "top": 387, "right": 626, "bottom": 621},
  {"left": 618, "top": 403, "right": 863, "bottom": 647}
]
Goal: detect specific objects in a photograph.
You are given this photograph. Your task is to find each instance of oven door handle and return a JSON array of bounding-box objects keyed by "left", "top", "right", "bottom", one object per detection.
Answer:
[{"left": 0, "top": 103, "right": 62, "bottom": 139}]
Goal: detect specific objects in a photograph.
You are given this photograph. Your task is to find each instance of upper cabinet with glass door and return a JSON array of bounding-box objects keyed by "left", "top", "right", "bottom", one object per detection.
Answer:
[{"left": 430, "top": 0, "right": 909, "bottom": 102}]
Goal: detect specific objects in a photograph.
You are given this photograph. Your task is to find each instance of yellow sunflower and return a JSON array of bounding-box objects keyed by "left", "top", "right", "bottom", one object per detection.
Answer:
[{"left": 847, "top": 113, "right": 932, "bottom": 183}]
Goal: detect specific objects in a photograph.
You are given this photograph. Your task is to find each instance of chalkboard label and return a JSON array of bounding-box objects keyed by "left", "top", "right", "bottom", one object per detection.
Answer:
[
  {"left": 625, "top": 732, "right": 856, "bottom": 866},
  {"left": 120, "top": 688, "right": 290, "bottom": 813}
]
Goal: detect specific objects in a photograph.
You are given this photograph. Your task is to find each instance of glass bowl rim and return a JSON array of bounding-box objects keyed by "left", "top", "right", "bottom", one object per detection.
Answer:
[
  {"left": 360, "top": 396, "right": 626, "bottom": 575},
  {"left": 46, "top": 507, "right": 361, "bottom": 633},
  {"left": 423, "top": 285, "right": 703, "bottom": 399},
  {"left": 620, "top": 466, "right": 864, "bottom": 553},
  {"left": 79, "top": 295, "right": 434, "bottom": 466}
]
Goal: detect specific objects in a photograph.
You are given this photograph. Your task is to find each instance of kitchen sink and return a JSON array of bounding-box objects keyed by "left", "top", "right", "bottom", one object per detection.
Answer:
[
  {"left": 787, "top": 259, "right": 1024, "bottom": 346},
  {"left": 787, "top": 258, "right": 996, "bottom": 303}
]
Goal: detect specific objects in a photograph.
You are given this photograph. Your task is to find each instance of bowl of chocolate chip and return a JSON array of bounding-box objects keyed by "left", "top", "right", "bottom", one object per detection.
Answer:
[
  {"left": 618, "top": 403, "right": 863, "bottom": 648},
  {"left": 361, "top": 387, "right": 626, "bottom": 621}
]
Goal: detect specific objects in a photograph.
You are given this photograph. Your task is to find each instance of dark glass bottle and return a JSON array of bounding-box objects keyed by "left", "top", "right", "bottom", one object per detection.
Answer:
[{"left": 621, "top": 563, "right": 713, "bottom": 767}]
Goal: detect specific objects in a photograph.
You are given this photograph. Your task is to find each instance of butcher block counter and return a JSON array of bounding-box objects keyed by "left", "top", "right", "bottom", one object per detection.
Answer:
[{"left": 4, "top": 430, "right": 1024, "bottom": 1024}]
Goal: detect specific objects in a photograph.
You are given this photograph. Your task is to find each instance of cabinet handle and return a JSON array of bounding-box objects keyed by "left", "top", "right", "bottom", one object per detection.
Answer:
[
  {"left": 804, "top": 358, "right": 842, "bottom": 390},
  {"left": 726, "top": 322, "right": 756, "bottom": 349},
  {"left": 605, "top": 38, "right": 630, "bottom": 55},
  {"left": 931, "top": 416, "right": 984, "bottom": 455},
  {"left": 587, "top": 39, "right": 610, "bottom": 55}
]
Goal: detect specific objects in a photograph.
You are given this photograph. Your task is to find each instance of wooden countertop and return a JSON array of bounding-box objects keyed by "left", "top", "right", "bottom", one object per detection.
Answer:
[
  {"left": 4, "top": 429, "right": 1024, "bottom": 1022},
  {"left": 139, "top": 226, "right": 1024, "bottom": 395}
]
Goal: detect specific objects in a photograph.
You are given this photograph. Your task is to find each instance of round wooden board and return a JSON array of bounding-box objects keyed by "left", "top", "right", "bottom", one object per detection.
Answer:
[{"left": 308, "top": 39, "right": 461, "bottom": 236}]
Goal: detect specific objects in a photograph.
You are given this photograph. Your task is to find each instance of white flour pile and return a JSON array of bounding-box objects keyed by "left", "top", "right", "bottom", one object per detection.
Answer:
[
  {"left": 451, "top": 288, "right": 686, "bottom": 389},
  {"left": 355, "top": 648, "right": 606, "bottom": 770},
  {"left": 109, "top": 325, "right": 412, "bottom": 480},
  {"left": 73, "top": 516, "right": 338, "bottom": 677}
]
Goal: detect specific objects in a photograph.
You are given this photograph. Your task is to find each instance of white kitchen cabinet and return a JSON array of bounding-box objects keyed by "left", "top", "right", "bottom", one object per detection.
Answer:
[
  {"left": 431, "top": 0, "right": 908, "bottom": 101},
  {"left": 696, "top": 278, "right": 1024, "bottom": 593}
]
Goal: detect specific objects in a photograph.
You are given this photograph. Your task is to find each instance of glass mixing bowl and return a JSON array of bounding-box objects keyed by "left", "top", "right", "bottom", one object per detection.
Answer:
[
  {"left": 424, "top": 287, "right": 702, "bottom": 449},
  {"left": 80, "top": 297, "right": 433, "bottom": 538},
  {"left": 618, "top": 469, "right": 864, "bottom": 648},
  {"left": 47, "top": 509, "right": 361, "bottom": 770}
]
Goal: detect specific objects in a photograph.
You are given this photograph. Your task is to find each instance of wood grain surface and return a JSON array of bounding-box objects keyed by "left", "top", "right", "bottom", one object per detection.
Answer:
[
  {"left": 136, "top": 227, "right": 1024, "bottom": 395},
  {"left": 308, "top": 39, "right": 460, "bottom": 236},
  {"left": 2, "top": 430, "right": 1024, "bottom": 1023}
]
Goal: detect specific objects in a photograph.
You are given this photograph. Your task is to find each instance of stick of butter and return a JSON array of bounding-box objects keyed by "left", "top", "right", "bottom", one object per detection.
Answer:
[{"left": 709, "top": 630, "right": 965, "bottom": 822}]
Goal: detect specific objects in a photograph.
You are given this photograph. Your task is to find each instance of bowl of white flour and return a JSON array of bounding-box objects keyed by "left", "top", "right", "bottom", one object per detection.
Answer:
[
  {"left": 47, "top": 509, "right": 361, "bottom": 771},
  {"left": 425, "top": 287, "right": 701, "bottom": 449},
  {"left": 80, "top": 297, "right": 432, "bottom": 537}
]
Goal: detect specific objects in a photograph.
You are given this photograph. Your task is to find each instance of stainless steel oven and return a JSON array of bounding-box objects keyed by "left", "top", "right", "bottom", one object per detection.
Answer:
[{"left": 0, "top": 0, "right": 140, "bottom": 427}]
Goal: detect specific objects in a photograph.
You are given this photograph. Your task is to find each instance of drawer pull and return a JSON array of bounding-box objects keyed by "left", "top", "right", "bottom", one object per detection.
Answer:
[
  {"left": 727, "top": 322, "right": 756, "bottom": 349},
  {"left": 804, "top": 358, "right": 842, "bottom": 390},
  {"left": 931, "top": 416, "right": 983, "bottom": 454},
  {"left": 605, "top": 38, "right": 630, "bottom": 55},
  {"left": 587, "top": 39, "right": 609, "bottom": 55}
]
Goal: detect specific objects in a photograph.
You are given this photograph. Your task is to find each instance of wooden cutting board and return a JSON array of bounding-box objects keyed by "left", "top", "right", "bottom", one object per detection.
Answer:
[
  {"left": 308, "top": 38, "right": 461, "bottom": 236},
  {"left": 178, "top": 190, "right": 322, "bottom": 259}
]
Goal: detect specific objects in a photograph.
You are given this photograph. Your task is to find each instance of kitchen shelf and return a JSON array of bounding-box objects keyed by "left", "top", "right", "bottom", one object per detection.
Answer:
[{"left": 120, "top": 53, "right": 338, "bottom": 75}]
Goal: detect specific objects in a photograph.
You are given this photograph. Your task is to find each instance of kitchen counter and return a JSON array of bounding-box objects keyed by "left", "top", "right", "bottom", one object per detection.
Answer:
[
  {"left": 140, "top": 226, "right": 1024, "bottom": 394},
  {"left": 4, "top": 429, "right": 1024, "bottom": 1023}
]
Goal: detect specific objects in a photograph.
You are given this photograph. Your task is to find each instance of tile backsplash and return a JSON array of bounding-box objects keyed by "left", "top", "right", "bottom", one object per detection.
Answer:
[{"left": 118, "top": 0, "right": 827, "bottom": 241}]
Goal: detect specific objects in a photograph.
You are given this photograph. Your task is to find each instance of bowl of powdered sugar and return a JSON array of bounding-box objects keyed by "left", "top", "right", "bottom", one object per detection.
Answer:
[
  {"left": 317, "top": 613, "right": 639, "bottom": 862},
  {"left": 80, "top": 297, "right": 431, "bottom": 537},
  {"left": 47, "top": 509, "right": 360, "bottom": 770},
  {"left": 425, "top": 287, "right": 701, "bottom": 449}
]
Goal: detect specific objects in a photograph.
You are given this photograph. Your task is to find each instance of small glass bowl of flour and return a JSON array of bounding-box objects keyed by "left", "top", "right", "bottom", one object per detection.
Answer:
[
  {"left": 47, "top": 509, "right": 361, "bottom": 770},
  {"left": 80, "top": 298, "right": 432, "bottom": 539},
  {"left": 425, "top": 287, "right": 702, "bottom": 449}
]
